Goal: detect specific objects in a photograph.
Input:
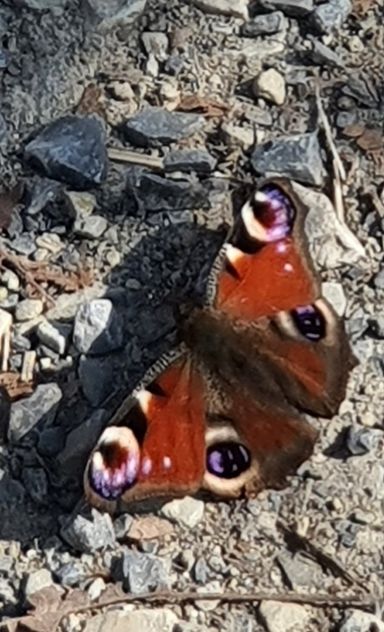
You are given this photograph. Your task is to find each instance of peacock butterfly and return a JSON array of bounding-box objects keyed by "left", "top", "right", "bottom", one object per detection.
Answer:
[{"left": 84, "top": 178, "right": 354, "bottom": 512}]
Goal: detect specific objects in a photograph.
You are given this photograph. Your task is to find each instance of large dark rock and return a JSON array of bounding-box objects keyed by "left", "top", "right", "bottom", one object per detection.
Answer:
[
  {"left": 125, "top": 169, "right": 209, "bottom": 213},
  {"left": 123, "top": 107, "right": 205, "bottom": 147},
  {"left": 25, "top": 116, "right": 108, "bottom": 189},
  {"left": 251, "top": 131, "right": 324, "bottom": 186}
]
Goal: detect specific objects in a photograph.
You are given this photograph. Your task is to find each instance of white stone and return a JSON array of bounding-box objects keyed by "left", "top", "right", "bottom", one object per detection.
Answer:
[
  {"left": 322, "top": 281, "right": 348, "bottom": 316},
  {"left": 36, "top": 320, "right": 67, "bottom": 355},
  {"left": 161, "top": 496, "right": 204, "bottom": 528},
  {"left": 24, "top": 569, "right": 53, "bottom": 597},
  {"left": 259, "top": 601, "right": 312, "bottom": 632},
  {"left": 254, "top": 68, "right": 286, "bottom": 106},
  {"left": 15, "top": 298, "right": 44, "bottom": 322},
  {"left": 340, "top": 610, "right": 384, "bottom": 632}
]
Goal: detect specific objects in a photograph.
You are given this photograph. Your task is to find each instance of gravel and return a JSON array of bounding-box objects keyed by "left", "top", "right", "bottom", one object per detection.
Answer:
[{"left": 0, "top": 0, "right": 383, "bottom": 629}]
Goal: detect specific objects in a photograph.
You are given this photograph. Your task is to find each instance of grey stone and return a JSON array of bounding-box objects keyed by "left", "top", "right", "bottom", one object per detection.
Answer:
[
  {"left": 55, "top": 563, "right": 84, "bottom": 587},
  {"left": 78, "top": 355, "right": 115, "bottom": 406},
  {"left": 193, "top": 557, "right": 209, "bottom": 584},
  {"left": 73, "top": 215, "right": 108, "bottom": 239},
  {"left": 8, "top": 383, "right": 62, "bottom": 443},
  {"left": 82, "top": 608, "right": 178, "bottom": 632},
  {"left": 0, "top": 578, "right": 16, "bottom": 607},
  {"left": 45, "top": 282, "right": 107, "bottom": 322},
  {"left": 259, "top": 601, "right": 312, "bottom": 632},
  {"left": 116, "top": 550, "right": 169, "bottom": 594},
  {"left": 321, "top": 281, "right": 347, "bottom": 316},
  {"left": 374, "top": 268, "right": 384, "bottom": 290},
  {"left": 84, "top": 0, "right": 147, "bottom": 27},
  {"left": 37, "top": 426, "right": 66, "bottom": 457},
  {"left": 164, "top": 149, "right": 217, "bottom": 174},
  {"left": 336, "top": 110, "right": 358, "bottom": 128},
  {"left": 36, "top": 320, "right": 67, "bottom": 355},
  {"left": 114, "top": 513, "right": 134, "bottom": 540},
  {"left": 22, "top": 467, "right": 49, "bottom": 504},
  {"left": 340, "top": 610, "right": 384, "bottom": 632},
  {"left": 123, "top": 107, "right": 204, "bottom": 147},
  {"left": 241, "top": 11, "right": 287, "bottom": 36},
  {"left": 65, "top": 190, "right": 97, "bottom": 219},
  {"left": 190, "top": 0, "right": 248, "bottom": 17},
  {"left": 19, "top": 0, "right": 68, "bottom": 8},
  {"left": 312, "top": 0, "right": 352, "bottom": 32},
  {"left": 73, "top": 299, "right": 123, "bottom": 355},
  {"left": 373, "top": 313, "right": 384, "bottom": 338},
  {"left": 7, "top": 234, "right": 36, "bottom": 256},
  {"left": 161, "top": 497, "right": 205, "bottom": 528},
  {"left": 25, "top": 115, "right": 108, "bottom": 189},
  {"left": 1, "top": 269, "right": 20, "bottom": 291},
  {"left": 61, "top": 509, "right": 116, "bottom": 553},
  {"left": 251, "top": 132, "right": 324, "bottom": 186},
  {"left": 260, "top": 0, "right": 313, "bottom": 16},
  {"left": 57, "top": 409, "right": 107, "bottom": 478},
  {"left": 126, "top": 169, "right": 209, "bottom": 213},
  {"left": 25, "top": 178, "right": 62, "bottom": 216},
  {"left": 24, "top": 569, "right": 53, "bottom": 597},
  {"left": 15, "top": 298, "right": 44, "bottom": 322},
  {"left": 308, "top": 40, "right": 344, "bottom": 67},
  {"left": 277, "top": 551, "right": 323, "bottom": 588},
  {"left": 346, "top": 427, "right": 378, "bottom": 456}
]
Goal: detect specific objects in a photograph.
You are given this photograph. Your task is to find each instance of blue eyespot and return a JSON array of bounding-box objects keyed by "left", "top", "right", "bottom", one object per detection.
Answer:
[
  {"left": 291, "top": 305, "right": 326, "bottom": 341},
  {"left": 253, "top": 184, "right": 295, "bottom": 241},
  {"left": 207, "top": 442, "right": 251, "bottom": 479}
]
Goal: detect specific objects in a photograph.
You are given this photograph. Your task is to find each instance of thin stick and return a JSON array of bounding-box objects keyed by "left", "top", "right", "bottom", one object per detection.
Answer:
[
  {"left": 108, "top": 147, "right": 164, "bottom": 170},
  {"left": 315, "top": 81, "right": 346, "bottom": 183}
]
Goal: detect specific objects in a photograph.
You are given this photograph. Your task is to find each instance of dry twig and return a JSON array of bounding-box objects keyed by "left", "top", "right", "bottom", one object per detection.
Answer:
[{"left": 108, "top": 147, "right": 164, "bottom": 170}]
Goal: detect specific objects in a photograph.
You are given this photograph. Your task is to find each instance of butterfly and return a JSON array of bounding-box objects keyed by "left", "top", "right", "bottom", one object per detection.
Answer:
[{"left": 84, "top": 178, "right": 354, "bottom": 513}]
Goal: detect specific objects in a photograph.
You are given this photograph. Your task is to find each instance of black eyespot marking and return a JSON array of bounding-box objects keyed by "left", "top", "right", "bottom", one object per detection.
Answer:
[
  {"left": 252, "top": 184, "right": 295, "bottom": 241},
  {"left": 291, "top": 305, "right": 326, "bottom": 341},
  {"left": 207, "top": 442, "right": 251, "bottom": 479}
]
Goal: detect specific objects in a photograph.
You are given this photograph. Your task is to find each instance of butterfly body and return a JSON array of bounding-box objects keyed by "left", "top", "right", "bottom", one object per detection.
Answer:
[{"left": 84, "top": 179, "right": 355, "bottom": 513}]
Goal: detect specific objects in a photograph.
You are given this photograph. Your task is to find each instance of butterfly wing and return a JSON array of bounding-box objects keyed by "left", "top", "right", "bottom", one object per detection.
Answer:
[
  {"left": 208, "top": 178, "right": 354, "bottom": 417},
  {"left": 84, "top": 351, "right": 206, "bottom": 512}
]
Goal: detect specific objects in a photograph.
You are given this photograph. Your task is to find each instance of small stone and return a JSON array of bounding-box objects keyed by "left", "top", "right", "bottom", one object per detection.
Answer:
[
  {"left": 109, "top": 80, "right": 135, "bottom": 101},
  {"left": 259, "top": 601, "right": 312, "bottom": 632},
  {"left": 78, "top": 355, "right": 115, "bottom": 406},
  {"left": 45, "top": 282, "right": 107, "bottom": 321},
  {"left": 253, "top": 69, "right": 286, "bottom": 106},
  {"left": 65, "top": 190, "right": 97, "bottom": 218},
  {"left": 116, "top": 550, "right": 169, "bottom": 594},
  {"left": 82, "top": 608, "right": 178, "bottom": 632},
  {"left": 241, "top": 11, "right": 287, "bottom": 36},
  {"left": 73, "top": 215, "right": 108, "bottom": 239},
  {"left": 321, "top": 282, "right": 347, "bottom": 316},
  {"left": 25, "top": 115, "right": 108, "bottom": 189},
  {"left": 222, "top": 122, "right": 255, "bottom": 149},
  {"left": 55, "top": 563, "right": 84, "bottom": 587},
  {"left": 37, "top": 426, "right": 65, "bottom": 457},
  {"left": 15, "top": 298, "right": 44, "bottom": 322},
  {"left": 73, "top": 299, "right": 123, "bottom": 355},
  {"left": 309, "top": 39, "right": 344, "bottom": 67},
  {"left": 114, "top": 514, "right": 134, "bottom": 540},
  {"left": 35, "top": 233, "right": 63, "bottom": 254},
  {"left": 24, "top": 569, "right": 53, "bottom": 597},
  {"left": 126, "top": 169, "right": 209, "bottom": 213},
  {"left": 87, "top": 577, "right": 106, "bottom": 600},
  {"left": 261, "top": 0, "right": 313, "bottom": 16},
  {"left": 161, "top": 497, "right": 204, "bottom": 528},
  {"left": 83, "top": 0, "right": 148, "bottom": 27},
  {"left": 1, "top": 269, "right": 20, "bottom": 292},
  {"left": 190, "top": 0, "right": 249, "bottom": 18},
  {"left": 277, "top": 551, "right": 323, "bottom": 588},
  {"left": 193, "top": 557, "right": 209, "bottom": 583},
  {"left": 61, "top": 509, "right": 116, "bottom": 553},
  {"left": 196, "top": 581, "right": 223, "bottom": 611},
  {"left": 141, "top": 31, "right": 168, "bottom": 59},
  {"left": 8, "top": 233, "right": 36, "bottom": 256},
  {"left": 252, "top": 131, "right": 324, "bottom": 186},
  {"left": 8, "top": 383, "right": 62, "bottom": 443},
  {"left": 128, "top": 516, "right": 174, "bottom": 541},
  {"left": 340, "top": 610, "right": 384, "bottom": 632},
  {"left": 346, "top": 427, "right": 378, "bottom": 456},
  {"left": 164, "top": 149, "right": 217, "bottom": 174},
  {"left": 374, "top": 268, "right": 384, "bottom": 290},
  {"left": 36, "top": 320, "right": 67, "bottom": 355},
  {"left": 311, "top": 0, "right": 352, "bottom": 33},
  {"left": 25, "top": 178, "right": 62, "bottom": 216},
  {"left": 123, "top": 107, "right": 204, "bottom": 147}
]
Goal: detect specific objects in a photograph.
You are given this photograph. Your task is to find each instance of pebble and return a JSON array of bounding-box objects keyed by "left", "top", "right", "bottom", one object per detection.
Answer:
[
  {"left": 251, "top": 131, "right": 324, "bottom": 186},
  {"left": 142, "top": 31, "right": 168, "bottom": 60},
  {"left": 25, "top": 178, "right": 62, "bottom": 216},
  {"left": 1, "top": 269, "right": 20, "bottom": 292},
  {"left": 322, "top": 281, "right": 347, "bottom": 316},
  {"left": 116, "top": 549, "right": 170, "bottom": 594},
  {"left": 253, "top": 69, "right": 286, "bottom": 106},
  {"left": 340, "top": 609, "right": 384, "bottom": 632},
  {"left": 261, "top": 0, "right": 313, "bottom": 16},
  {"left": 113, "top": 513, "right": 134, "bottom": 540},
  {"left": 190, "top": 0, "right": 249, "bottom": 18},
  {"left": 15, "top": 298, "right": 44, "bottom": 322},
  {"left": 222, "top": 122, "right": 255, "bottom": 149},
  {"left": 373, "top": 268, "right": 384, "bottom": 290},
  {"left": 73, "top": 215, "right": 108, "bottom": 239},
  {"left": 346, "top": 427, "right": 378, "bottom": 456},
  {"left": 73, "top": 299, "right": 123, "bottom": 355},
  {"left": 25, "top": 115, "right": 108, "bottom": 189},
  {"left": 78, "top": 355, "right": 116, "bottom": 406},
  {"left": 311, "top": 0, "right": 352, "bottom": 33},
  {"left": 23, "top": 568, "right": 53, "bottom": 597},
  {"left": 55, "top": 563, "right": 84, "bottom": 587},
  {"left": 36, "top": 320, "right": 67, "bottom": 355},
  {"left": 161, "top": 497, "right": 205, "bottom": 528},
  {"left": 8, "top": 382, "right": 63, "bottom": 443},
  {"left": 45, "top": 282, "right": 107, "bottom": 322},
  {"left": 164, "top": 149, "right": 217, "bottom": 174},
  {"left": 83, "top": 0, "right": 148, "bottom": 27},
  {"left": 277, "top": 551, "right": 323, "bottom": 588},
  {"left": 35, "top": 233, "right": 63, "bottom": 254},
  {"left": 61, "top": 509, "right": 116, "bottom": 553},
  {"left": 82, "top": 608, "right": 178, "bottom": 632},
  {"left": 259, "top": 601, "right": 312, "bottom": 632},
  {"left": 126, "top": 169, "right": 209, "bottom": 213},
  {"left": 123, "top": 107, "right": 205, "bottom": 147},
  {"left": 241, "top": 11, "right": 287, "bottom": 36},
  {"left": 309, "top": 39, "right": 344, "bottom": 67},
  {"left": 65, "top": 190, "right": 97, "bottom": 218}
]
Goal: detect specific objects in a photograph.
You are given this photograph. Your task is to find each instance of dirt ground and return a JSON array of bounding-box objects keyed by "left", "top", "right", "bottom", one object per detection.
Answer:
[{"left": 0, "top": 0, "right": 384, "bottom": 630}]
